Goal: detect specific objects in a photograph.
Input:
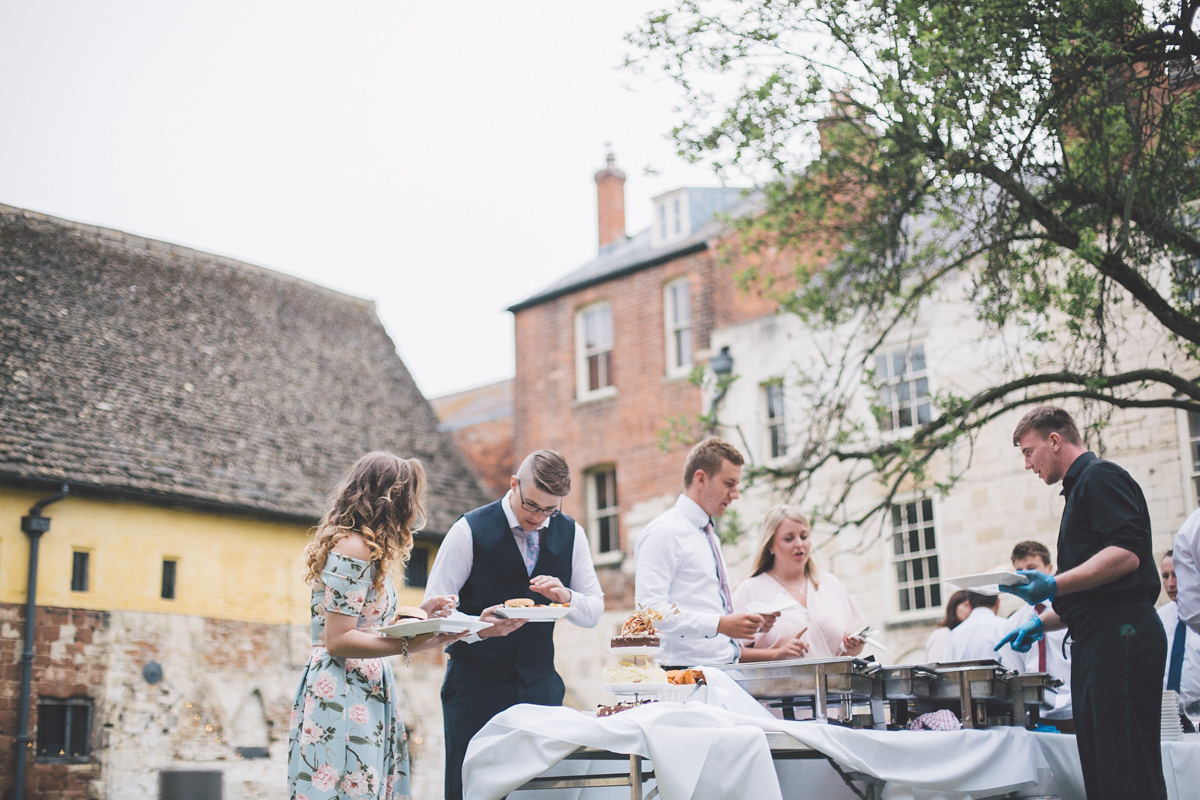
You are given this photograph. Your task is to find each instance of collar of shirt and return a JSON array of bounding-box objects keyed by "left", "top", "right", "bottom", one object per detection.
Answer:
[
  {"left": 1060, "top": 451, "right": 1097, "bottom": 497},
  {"left": 501, "top": 489, "right": 551, "bottom": 533},
  {"left": 674, "top": 493, "right": 710, "bottom": 531}
]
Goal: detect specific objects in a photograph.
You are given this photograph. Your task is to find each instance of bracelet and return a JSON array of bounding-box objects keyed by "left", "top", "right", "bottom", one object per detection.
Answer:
[{"left": 401, "top": 635, "right": 410, "bottom": 666}]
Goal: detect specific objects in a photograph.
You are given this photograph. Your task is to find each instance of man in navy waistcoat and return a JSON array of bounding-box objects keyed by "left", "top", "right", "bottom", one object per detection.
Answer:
[{"left": 424, "top": 449, "right": 604, "bottom": 800}]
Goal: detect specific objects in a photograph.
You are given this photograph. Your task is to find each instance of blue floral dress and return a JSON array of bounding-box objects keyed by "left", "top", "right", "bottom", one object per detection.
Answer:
[{"left": 288, "top": 552, "right": 410, "bottom": 800}]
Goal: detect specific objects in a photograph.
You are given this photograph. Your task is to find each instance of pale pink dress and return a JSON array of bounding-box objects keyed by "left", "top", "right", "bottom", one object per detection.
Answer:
[{"left": 732, "top": 571, "right": 866, "bottom": 659}]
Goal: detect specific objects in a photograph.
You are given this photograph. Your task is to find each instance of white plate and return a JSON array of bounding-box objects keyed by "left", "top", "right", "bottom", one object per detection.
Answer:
[
  {"left": 944, "top": 571, "right": 1031, "bottom": 595},
  {"left": 606, "top": 645, "right": 663, "bottom": 657},
  {"left": 492, "top": 605, "right": 572, "bottom": 621},
  {"left": 602, "top": 683, "right": 671, "bottom": 696},
  {"left": 377, "top": 618, "right": 490, "bottom": 638}
]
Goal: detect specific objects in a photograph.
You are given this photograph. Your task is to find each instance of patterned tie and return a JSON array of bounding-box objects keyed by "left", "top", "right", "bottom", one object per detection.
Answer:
[
  {"left": 521, "top": 528, "right": 540, "bottom": 575},
  {"left": 1168, "top": 618, "right": 1187, "bottom": 692},
  {"left": 1034, "top": 603, "right": 1047, "bottom": 672},
  {"left": 704, "top": 520, "right": 733, "bottom": 613}
]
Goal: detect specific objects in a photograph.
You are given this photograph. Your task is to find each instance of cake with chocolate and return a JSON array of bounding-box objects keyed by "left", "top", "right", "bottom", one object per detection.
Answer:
[{"left": 610, "top": 607, "right": 665, "bottom": 649}]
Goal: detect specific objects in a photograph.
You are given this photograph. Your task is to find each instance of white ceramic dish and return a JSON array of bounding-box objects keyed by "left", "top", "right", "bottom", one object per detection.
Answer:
[
  {"left": 606, "top": 645, "right": 663, "bottom": 657},
  {"left": 492, "top": 605, "right": 572, "bottom": 621},
  {"left": 377, "top": 618, "right": 490, "bottom": 638},
  {"left": 602, "top": 683, "right": 671, "bottom": 696},
  {"left": 944, "top": 571, "right": 1031, "bottom": 595}
]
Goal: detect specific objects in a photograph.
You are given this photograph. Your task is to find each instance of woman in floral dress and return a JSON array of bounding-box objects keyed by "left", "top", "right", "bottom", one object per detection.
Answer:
[{"left": 289, "top": 452, "right": 464, "bottom": 800}]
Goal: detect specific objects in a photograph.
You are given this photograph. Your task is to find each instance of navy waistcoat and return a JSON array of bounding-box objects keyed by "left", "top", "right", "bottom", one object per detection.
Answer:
[{"left": 446, "top": 499, "right": 575, "bottom": 684}]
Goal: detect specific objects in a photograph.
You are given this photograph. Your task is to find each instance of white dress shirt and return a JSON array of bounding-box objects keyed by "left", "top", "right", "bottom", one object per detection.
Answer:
[
  {"left": 423, "top": 491, "right": 604, "bottom": 643},
  {"left": 635, "top": 494, "right": 740, "bottom": 667},
  {"left": 1008, "top": 601, "right": 1073, "bottom": 719},
  {"left": 1158, "top": 600, "right": 1200, "bottom": 710},
  {"left": 1175, "top": 507, "right": 1200, "bottom": 635},
  {"left": 945, "top": 607, "right": 1024, "bottom": 672}
]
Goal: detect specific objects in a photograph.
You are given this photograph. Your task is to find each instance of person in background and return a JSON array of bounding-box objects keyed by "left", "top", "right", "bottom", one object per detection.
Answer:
[
  {"left": 424, "top": 449, "right": 605, "bottom": 800},
  {"left": 923, "top": 589, "right": 970, "bottom": 663},
  {"left": 1158, "top": 549, "right": 1200, "bottom": 731},
  {"left": 944, "top": 591, "right": 1023, "bottom": 670},
  {"left": 635, "top": 436, "right": 776, "bottom": 670},
  {"left": 1174, "top": 507, "right": 1200, "bottom": 636},
  {"left": 732, "top": 505, "right": 866, "bottom": 661},
  {"left": 997, "top": 405, "right": 1166, "bottom": 800},
  {"left": 288, "top": 452, "right": 465, "bottom": 800},
  {"left": 1006, "top": 540, "right": 1073, "bottom": 729}
]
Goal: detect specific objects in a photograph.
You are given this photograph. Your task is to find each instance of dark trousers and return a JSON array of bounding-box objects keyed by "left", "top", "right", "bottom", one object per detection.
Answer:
[
  {"left": 442, "top": 657, "right": 565, "bottom": 800},
  {"left": 1070, "top": 601, "right": 1167, "bottom": 800}
]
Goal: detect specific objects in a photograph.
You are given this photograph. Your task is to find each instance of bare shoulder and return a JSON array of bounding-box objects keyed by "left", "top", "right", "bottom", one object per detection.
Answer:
[{"left": 331, "top": 532, "right": 373, "bottom": 561}]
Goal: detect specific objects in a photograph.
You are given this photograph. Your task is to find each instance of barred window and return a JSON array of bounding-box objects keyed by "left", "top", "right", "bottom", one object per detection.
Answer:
[
  {"left": 875, "top": 345, "right": 931, "bottom": 432},
  {"left": 890, "top": 498, "right": 941, "bottom": 613},
  {"left": 37, "top": 697, "right": 91, "bottom": 762}
]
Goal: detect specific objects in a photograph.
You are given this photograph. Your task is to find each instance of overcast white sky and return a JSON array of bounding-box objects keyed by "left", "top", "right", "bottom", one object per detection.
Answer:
[{"left": 0, "top": 1, "right": 736, "bottom": 398}]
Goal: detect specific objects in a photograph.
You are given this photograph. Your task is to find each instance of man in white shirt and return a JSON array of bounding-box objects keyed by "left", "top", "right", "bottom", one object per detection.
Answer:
[
  {"left": 947, "top": 591, "right": 1024, "bottom": 671},
  {"left": 1175, "top": 507, "right": 1200, "bottom": 636},
  {"left": 423, "top": 449, "right": 604, "bottom": 800},
  {"left": 1158, "top": 548, "right": 1200, "bottom": 729},
  {"left": 1006, "top": 541, "right": 1073, "bottom": 727},
  {"left": 634, "top": 436, "right": 775, "bottom": 669}
]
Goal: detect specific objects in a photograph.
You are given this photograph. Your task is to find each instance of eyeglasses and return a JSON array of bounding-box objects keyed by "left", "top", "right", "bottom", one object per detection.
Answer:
[{"left": 516, "top": 483, "right": 561, "bottom": 518}]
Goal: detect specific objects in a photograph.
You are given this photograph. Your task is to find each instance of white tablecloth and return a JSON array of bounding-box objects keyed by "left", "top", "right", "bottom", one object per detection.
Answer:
[{"left": 462, "top": 668, "right": 1200, "bottom": 800}]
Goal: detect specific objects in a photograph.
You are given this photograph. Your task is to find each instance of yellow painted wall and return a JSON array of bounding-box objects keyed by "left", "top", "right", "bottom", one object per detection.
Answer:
[{"left": 0, "top": 488, "right": 433, "bottom": 625}]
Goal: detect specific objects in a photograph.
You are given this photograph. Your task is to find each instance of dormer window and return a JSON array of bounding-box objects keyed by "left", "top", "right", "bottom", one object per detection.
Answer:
[{"left": 650, "top": 189, "right": 690, "bottom": 249}]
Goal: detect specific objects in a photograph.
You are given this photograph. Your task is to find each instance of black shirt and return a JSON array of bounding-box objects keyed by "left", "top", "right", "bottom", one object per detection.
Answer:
[{"left": 1053, "top": 452, "right": 1161, "bottom": 633}]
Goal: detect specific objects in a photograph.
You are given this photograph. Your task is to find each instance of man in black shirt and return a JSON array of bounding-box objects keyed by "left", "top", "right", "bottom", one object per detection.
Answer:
[{"left": 997, "top": 406, "right": 1166, "bottom": 800}]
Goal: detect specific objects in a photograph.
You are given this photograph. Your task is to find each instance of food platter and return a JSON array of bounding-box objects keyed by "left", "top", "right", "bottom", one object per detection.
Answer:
[
  {"left": 492, "top": 605, "right": 572, "bottom": 622},
  {"left": 377, "top": 617, "right": 490, "bottom": 638}
]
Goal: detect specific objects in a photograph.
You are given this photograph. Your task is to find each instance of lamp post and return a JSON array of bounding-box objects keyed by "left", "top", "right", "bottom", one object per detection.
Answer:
[{"left": 707, "top": 345, "right": 734, "bottom": 431}]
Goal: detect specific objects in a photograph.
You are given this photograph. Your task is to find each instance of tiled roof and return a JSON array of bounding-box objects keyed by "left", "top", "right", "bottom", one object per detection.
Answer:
[
  {"left": 0, "top": 205, "right": 489, "bottom": 533},
  {"left": 430, "top": 379, "right": 513, "bottom": 433}
]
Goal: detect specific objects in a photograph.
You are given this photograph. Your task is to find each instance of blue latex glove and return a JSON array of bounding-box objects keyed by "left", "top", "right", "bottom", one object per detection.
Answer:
[
  {"left": 995, "top": 614, "right": 1044, "bottom": 654},
  {"left": 998, "top": 570, "right": 1057, "bottom": 604}
]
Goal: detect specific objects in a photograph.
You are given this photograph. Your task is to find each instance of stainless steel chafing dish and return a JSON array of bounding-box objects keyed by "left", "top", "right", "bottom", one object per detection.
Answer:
[
  {"left": 1003, "top": 671, "right": 1062, "bottom": 728},
  {"left": 708, "top": 657, "right": 883, "bottom": 726},
  {"left": 871, "top": 664, "right": 939, "bottom": 727},
  {"left": 926, "top": 659, "right": 1014, "bottom": 728}
]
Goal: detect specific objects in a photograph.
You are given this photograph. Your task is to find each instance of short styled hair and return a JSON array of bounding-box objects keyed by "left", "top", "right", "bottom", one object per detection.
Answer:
[
  {"left": 1011, "top": 540, "right": 1052, "bottom": 566},
  {"left": 517, "top": 449, "right": 571, "bottom": 497},
  {"left": 967, "top": 591, "right": 999, "bottom": 608},
  {"left": 1012, "top": 405, "right": 1083, "bottom": 447},
  {"left": 682, "top": 436, "right": 744, "bottom": 488}
]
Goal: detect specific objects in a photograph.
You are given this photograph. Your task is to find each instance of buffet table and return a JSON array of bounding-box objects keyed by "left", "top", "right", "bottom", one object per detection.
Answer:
[{"left": 461, "top": 669, "right": 1200, "bottom": 800}]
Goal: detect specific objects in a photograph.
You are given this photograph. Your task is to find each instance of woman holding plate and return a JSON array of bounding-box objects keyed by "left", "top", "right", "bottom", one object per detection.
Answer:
[{"left": 732, "top": 505, "right": 866, "bottom": 662}]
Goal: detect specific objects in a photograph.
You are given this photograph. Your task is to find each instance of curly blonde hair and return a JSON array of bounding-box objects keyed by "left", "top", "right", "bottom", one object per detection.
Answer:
[{"left": 303, "top": 451, "right": 427, "bottom": 596}]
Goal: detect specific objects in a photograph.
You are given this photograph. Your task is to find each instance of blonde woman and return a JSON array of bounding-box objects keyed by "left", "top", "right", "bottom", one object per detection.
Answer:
[
  {"left": 732, "top": 505, "right": 866, "bottom": 662},
  {"left": 288, "top": 452, "right": 464, "bottom": 800}
]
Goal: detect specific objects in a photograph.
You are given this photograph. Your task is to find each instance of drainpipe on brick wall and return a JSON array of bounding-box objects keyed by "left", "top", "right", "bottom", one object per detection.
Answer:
[{"left": 13, "top": 483, "right": 69, "bottom": 800}]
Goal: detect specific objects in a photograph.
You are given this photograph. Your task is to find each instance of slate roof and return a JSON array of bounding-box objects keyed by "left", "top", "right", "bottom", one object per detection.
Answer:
[
  {"left": 0, "top": 204, "right": 489, "bottom": 533},
  {"left": 508, "top": 189, "right": 757, "bottom": 313}
]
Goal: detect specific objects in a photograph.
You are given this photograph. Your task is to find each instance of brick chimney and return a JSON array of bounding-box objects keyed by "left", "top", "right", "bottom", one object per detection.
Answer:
[{"left": 594, "top": 150, "right": 626, "bottom": 251}]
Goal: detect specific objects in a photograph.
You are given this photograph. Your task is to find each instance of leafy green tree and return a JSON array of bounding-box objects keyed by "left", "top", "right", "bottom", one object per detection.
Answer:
[{"left": 631, "top": 0, "right": 1200, "bottom": 529}]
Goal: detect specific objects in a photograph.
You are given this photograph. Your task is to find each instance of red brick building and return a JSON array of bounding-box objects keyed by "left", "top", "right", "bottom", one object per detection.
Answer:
[{"left": 508, "top": 155, "right": 794, "bottom": 603}]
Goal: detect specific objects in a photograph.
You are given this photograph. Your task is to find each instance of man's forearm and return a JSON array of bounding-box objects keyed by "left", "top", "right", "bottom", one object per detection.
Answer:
[{"left": 1054, "top": 545, "right": 1139, "bottom": 595}]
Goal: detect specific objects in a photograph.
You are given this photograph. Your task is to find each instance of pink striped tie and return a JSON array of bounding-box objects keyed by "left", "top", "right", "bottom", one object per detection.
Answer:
[{"left": 704, "top": 520, "right": 733, "bottom": 613}]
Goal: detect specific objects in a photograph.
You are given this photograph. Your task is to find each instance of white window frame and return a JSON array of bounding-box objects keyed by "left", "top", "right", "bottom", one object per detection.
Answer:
[
  {"left": 874, "top": 343, "right": 932, "bottom": 433},
  {"left": 586, "top": 466, "right": 622, "bottom": 566},
  {"left": 763, "top": 380, "right": 788, "bottom": 459},
  {"left": 575, "top": 302, "right": 616, "bottom": 401},
  {"left": 1177, "top": 404, "right": 1200, "bottom": 508},
  {"left": 663, "top": 278, "right": 693, "bottom": 378},
  {"left": 885, "top": 496, "right": 943, "bottom": 620}
]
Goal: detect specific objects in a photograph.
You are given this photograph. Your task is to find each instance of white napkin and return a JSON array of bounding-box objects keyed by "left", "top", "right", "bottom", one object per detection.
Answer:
[{"left": 745, "top": 592, "right": 800, "bottom": 615}]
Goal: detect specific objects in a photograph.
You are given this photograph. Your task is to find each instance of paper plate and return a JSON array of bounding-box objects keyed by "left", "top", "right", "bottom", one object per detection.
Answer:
[
  {"left": 606, "top": 645, "right": 663, "bottom": 657},
  {"left": 602, "top": 683, "right": 671, "bottom": 696},
  {"left": 377, "top": 618, "right": 489, "bottom": 638}
]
